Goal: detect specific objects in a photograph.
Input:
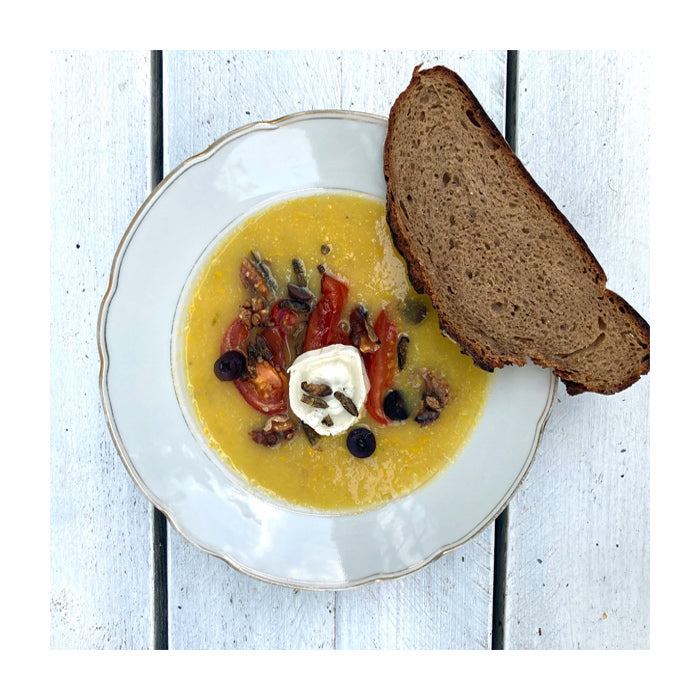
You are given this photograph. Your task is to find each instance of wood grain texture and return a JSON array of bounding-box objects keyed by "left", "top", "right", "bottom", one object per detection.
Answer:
[
  {"left": 163, "top": 50, "right": 343, "bottom": 171},
  {"left": 337, "top": 49, "right": 506, "bottom": 120},
  {"left": 503, "top": 51, "right": 650, "bottom": 649},
  {"left": 335, "top": 530, "right": 494, "bottom": 650},
  {"left": 163, "top": 50, "right": 505, "bottom": 650},
  {"left": 50, "top": 50, "right": 155, "bottom": 648}
]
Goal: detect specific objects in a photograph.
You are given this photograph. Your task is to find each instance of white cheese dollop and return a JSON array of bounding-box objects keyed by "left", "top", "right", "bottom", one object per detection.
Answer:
[{"left": 287, "top": 344, "right": 370, "bottom": 436}]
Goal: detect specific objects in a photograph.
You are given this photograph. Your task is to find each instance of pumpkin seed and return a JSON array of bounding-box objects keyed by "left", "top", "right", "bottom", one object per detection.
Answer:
[
  {"left": 279, "top": 298, "right": 311, "bottom": 313},
  {"left": 251, "top": 250, "right": 278, "bottom": 294},
  {"left": 301, "top": 394, "right": 329, "bottom": 409},
  {"left": 292, "top": 258, "right": 307, "bottom": 287},
  {"left": 301, "top": 422, "right": 321, "bottom": 447},
  {"left": 301, "top": 381, "right": 332, "bottom": 397},
  {"left": 240, "top": 258, "right": 272, "bottom": 300},
  {"left": 334, "top": 390, "right": 358, "bottom": 417},
  {"left": 256, "top": 335, "right": 273, "bottom": 362},
  {"left": 246, "top": 345, "right": 259, "bottom": 378},
  {"left": 287, "top": 283, "right": 313, "bottom": 302},
  {"left": 397, "top": 334, "right": 409, "bottom": 370},
  {"left": 399, "top": 296, "right": 427, "bottom": 325}
]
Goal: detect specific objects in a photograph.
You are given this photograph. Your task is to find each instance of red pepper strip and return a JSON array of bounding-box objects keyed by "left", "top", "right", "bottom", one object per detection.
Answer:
[
  {"left": 363, "top": 307, "right": 398, "bottom": 425},
  {"left": 302, "top": 273, "right": 349, "bottom": 352},
  {"left": 329, "top": 323, "right": 352, "bottom": 346},
  {"left": 220, "top": 317, "right": 287, "bottom": 414}
]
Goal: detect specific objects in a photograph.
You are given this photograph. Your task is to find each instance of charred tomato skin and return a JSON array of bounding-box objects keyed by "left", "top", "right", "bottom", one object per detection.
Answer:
[{"left": 363, "top": 307, "right": 398, "bottom": 425}]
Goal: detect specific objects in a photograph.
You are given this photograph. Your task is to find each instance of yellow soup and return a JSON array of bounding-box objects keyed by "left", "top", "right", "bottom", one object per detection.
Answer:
[{"left": 181, "top": 191, "right": 491, "bottom": 512}]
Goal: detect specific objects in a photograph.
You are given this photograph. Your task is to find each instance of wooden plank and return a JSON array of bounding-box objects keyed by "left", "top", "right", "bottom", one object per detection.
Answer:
[
  {"left": 503, "top": 50, "right": 650, "bottom": 649},
  {"left": 337, "top": 49, "right": 507, "bottom": 120},
  {"left": 50, "top": 50, "right": 155, "bottom": 648},
  {"left": 163, "top": 49, "right": 344, "bottom": 170},
  {"left": 163, "top": 50, "right": 341, "bottom": 649},
  {"left": 163, "top": 50, "right": 503, "bottom": 649},
  {"left": 334, "top": 50, "right": 506, "bottom": 650},
  {"left": 334, "top": 531, "right": 494, "bottom": 650}
]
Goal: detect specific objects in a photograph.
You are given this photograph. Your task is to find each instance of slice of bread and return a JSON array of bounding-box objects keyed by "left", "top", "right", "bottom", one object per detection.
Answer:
[{"left": 383, "top": 65, "right": 649, "bottom": 395}]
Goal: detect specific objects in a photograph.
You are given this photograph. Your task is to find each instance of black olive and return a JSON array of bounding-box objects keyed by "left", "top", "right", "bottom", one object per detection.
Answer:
[
  {"left": 383, "top": 389, "right": 409, "bottom": 421},
  {"left": 213, "top": 350, "right": 246, "bottom": 381},
  {"left": 346, "top": 426, "right": 376, "bottom": 458}
]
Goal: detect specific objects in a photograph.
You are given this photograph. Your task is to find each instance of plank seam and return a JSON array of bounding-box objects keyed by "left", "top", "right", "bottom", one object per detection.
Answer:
[
  {"left": 150, "top": 49, "right": 169, "bottom": 651},
  {"left": 491, "top": 49, "right": 518, "bottom": 651}
]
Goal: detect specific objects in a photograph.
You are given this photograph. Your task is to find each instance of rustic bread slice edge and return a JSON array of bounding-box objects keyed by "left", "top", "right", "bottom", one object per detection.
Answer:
[{"left": 383, "top": 64, "right": 650, "bottom": 396}]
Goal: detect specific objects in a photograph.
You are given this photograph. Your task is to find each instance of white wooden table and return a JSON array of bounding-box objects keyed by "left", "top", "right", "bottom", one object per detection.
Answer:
[{"left": 50, "top": 50, "right": 649, "bottom": 650}]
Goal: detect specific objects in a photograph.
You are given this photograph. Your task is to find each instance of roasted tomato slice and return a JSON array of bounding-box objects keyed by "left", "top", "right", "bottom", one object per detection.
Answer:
[
  {"left": 242, "top": 362, "right": 287, "bottom": 414},
  {"left": 363, "top": 307, "right": 398, "bottom": 425},
  {"left": 302, "top": 273, "right": 349, "bottom": 352},
  {"left": 271, "top": 300, "right": 302, "bottom": 336},
  {"left": 220, "top": 316, "right": 249, "bottom": 355},
  {"left": 220, "top": 317, "right": 288, "bottom": 414}
]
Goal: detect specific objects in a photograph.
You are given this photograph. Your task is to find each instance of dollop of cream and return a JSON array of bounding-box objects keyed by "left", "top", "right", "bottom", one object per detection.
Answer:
[{"left": 287, "top": 344, "right": 370, "bottom": 436}]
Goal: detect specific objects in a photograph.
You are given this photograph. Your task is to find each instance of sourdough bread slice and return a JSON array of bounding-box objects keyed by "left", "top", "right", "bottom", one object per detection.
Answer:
[{"left": 383, "top": 65, "right": 649, "bottom": 395}]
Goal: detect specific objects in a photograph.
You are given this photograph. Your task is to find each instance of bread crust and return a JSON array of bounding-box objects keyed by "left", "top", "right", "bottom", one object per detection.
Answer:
[{"left": 383, "top": 65, "right": 650, "bottom": 395}]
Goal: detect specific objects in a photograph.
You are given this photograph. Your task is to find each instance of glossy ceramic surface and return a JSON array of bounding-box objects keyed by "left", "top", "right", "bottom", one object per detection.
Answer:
[{"left": 98, "top": 111, "right": 557, "bottom": 589}]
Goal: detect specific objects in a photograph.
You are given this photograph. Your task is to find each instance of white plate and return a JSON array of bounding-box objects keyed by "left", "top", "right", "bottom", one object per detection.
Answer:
[{"left": 98, "top": 111, "right": 557, "bottom": 589}]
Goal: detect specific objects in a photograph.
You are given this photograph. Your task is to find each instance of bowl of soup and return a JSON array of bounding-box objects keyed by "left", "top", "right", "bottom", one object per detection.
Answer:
[
  {"left": 176, "top": 190, "right": 493, "bottom": 512},
  {"left": 99, "top": 111, "right": 556, "bottom": 588}
]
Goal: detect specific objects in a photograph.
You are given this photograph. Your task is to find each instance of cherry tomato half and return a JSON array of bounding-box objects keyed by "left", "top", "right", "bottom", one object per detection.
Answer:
[
  {"left": 220, "top": 317, "right": 287, "bottom": 414},
  {"left": 270, "top": 300, "right": 302, "bottom": 336},
  {"left": 241, "top": 361, "right": 287, "bottom": 414}
]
